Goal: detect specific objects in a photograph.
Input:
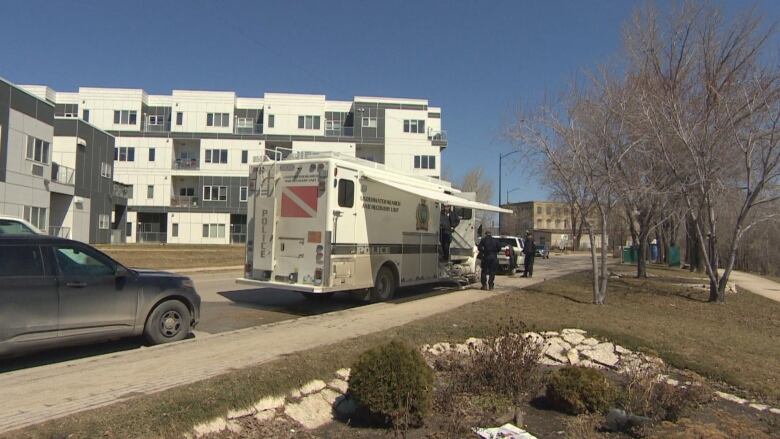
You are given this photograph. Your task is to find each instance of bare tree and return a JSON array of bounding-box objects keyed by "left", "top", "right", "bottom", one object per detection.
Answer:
[
  {"left": 627, "top": 2, "right": 780, "bottom": 301},
  {"left": 456, "top": 166, "right": 496, "bottom": 228}
]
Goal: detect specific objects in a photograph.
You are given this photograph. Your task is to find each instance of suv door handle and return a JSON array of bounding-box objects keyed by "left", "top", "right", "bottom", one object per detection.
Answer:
[{"left": 66, "top": 281, "right": 87, "bottom": 288}]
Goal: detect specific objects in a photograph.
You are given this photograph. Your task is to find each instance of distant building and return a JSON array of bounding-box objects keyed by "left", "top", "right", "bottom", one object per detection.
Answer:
[{"left": 499, "top": 200, "right": 603, "bottom": 250}]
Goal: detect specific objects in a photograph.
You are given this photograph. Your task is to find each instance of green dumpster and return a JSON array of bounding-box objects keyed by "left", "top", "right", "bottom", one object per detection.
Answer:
[
  {"left": 668, "top": 244, "right": 681, "bottom": 267},
  {"left": 622, "top": 246, "right": 637, "bottom": 264}
]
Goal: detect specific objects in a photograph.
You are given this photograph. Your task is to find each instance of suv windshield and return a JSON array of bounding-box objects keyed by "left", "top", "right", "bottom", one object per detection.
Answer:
[{"left": 0, "top": 219, "right": 36, "bottom": 235}]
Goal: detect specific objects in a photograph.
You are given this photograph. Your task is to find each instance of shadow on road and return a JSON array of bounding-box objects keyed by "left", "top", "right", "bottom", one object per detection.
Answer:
[{"left": 0, "top": 338, "right": 145, "bottom": 373}]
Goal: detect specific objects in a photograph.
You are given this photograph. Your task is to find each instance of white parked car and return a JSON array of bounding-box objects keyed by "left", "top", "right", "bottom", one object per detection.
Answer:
[
  {"left": 0, "top": 216, "right": 44, "bottom": 236},
  {"left": 494, "top": 235, "right": 525, "bottom": 273}
]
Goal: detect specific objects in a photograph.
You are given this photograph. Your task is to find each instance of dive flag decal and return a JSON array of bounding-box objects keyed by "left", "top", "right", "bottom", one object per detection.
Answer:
[{"left": 281, "top": 186, "right": 318, "bottom": 217}]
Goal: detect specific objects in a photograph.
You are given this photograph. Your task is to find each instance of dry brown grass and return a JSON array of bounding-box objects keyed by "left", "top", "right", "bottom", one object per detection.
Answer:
[{"left": 96, "top": 244, "right": 244, "bottom": 269}]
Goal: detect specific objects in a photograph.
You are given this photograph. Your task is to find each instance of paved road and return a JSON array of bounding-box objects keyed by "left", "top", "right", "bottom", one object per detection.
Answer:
[
  {"left": 0, "top": 255, "right": 592, "bottom": 434},
  {"left": 729, "top": 270, "right": 780, "bottom": 303}
]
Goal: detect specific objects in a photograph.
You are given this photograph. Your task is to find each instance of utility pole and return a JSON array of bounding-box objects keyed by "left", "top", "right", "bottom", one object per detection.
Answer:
[{"left": 498, "top": 150, "right": 519, "bottom": 233}]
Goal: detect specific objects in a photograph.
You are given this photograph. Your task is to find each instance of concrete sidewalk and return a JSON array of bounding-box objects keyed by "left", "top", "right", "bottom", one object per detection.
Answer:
[
  {"left": 0, "top": 257, "right": 592, "bottom": 434},
  {"left": 731, "top": 270, "right": 780, "bottom": 303}
]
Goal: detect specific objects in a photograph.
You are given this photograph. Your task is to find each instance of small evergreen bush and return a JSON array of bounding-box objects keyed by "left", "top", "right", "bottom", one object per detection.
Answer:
[
  {"left": 546, "top": 366, "right": 617, "bottom": 415},
  {"left": 348, "top": 340, "right": 434, "bottom": 428}
]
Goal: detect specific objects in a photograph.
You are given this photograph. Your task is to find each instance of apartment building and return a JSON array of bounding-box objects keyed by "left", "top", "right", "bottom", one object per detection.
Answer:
[
  {"left": 500, "top": 200, "right": 603, "bottom": 250},
  {"left": 0, "top": 78, "right": 127, "bottom": 243},
  {"left": 17, "top": 85, "right": 447, "bottom": 244}
]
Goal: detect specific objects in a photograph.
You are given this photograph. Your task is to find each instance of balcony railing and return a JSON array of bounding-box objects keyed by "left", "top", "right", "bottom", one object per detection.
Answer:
[
  {"left": 48, "top": 226, "right": 71, "bottom": 238},
  {"left": 234, "top": 123, "right": 263, "bottom": 135},
  {"left": 143, "top": 123, "right": 171, "bottom": 133},
  {"left": 171, "top": 195, "right": 198, "bottom": 207},
  {"left": 325, "top": 126, "right": 354, "bottom": 137},
  {"left": 112, "top": 182, "right": 133, "bottom": 199},
  {"left": 427, "top": 128, "right": 447, "bottom": 143},
  {"left": 136, "top": 232, "right": 167, "bottom": 243},
  {"left": 173, "top": 158, "right": 199, "bottom": 170},
  {"left": 51, "top": 162, "right": 75, "bottom": 185}
]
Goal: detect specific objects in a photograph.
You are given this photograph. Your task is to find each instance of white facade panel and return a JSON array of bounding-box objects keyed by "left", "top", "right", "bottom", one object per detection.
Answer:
[{"left": 167, "top": 211, "right": 231, "bottom": 244}]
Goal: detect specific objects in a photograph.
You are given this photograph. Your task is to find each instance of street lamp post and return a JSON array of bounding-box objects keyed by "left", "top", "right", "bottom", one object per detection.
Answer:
[{"left": 498, "top": 150, "right": 520, "bottom": 233}]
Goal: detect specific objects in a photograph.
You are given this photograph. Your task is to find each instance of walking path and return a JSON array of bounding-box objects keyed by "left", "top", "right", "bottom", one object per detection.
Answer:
[
  {"left": 0, "top": 256, "right": 592, "bottom": 434},
  {"left": 731, "top": 270, "right": 780, "bottom": 303}
]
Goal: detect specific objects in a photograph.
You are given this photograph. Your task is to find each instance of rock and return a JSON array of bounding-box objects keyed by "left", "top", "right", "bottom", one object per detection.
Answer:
[
  {"left": 225, "top": 420, "right": 243, "bottom": 434},
  {"left": 543, "top": 337, "right": 572, "bottom": 363},
  {"left": 522, "top": 332, "right": 545, "bottom": 346},
  {"left": 465, "top": 337, "right": 485, "bottom": 349},
  {"left": 454, "top": 343, "right": 470, "bottom": 355},
  {"left": 514, "top": 408, "right": 525, "bottom": 426},
  {"left": 254, "top": 395, "right": 286, "bottom": 412},
  {"left": 715, "top": 391, "right": 748, "bottom": 405},
  {"left": 749, "top": 403, "right": 769, "bottom": 411},
  {"left": 605, "top": 408, "right": 651, "bottom": 432},
  {"left": 334, "top": 395, "right": 359, "bottom": 419},
  {"left": 328, "top": 378, "right": 349, "bottom": 394},
  {"left": 579, "top": 359, "right": 605, "bottom": 370},
  {"left": 566, "top": 348, "right": 580, "bottom": 365},
  {"left": 319, "top": 388, "right": 341, "bottom": 405},
  {"left": 429, "top": 342, "right": 452, "bottom": 356},
  {"left": 665, "top": 378, "right": 680, "bottom": 387},
  {"left": 579, "top": 337, "right": 599, "bottom": 346},
  {"left": 227, "top": 407, "right": 255, "bottom": 419},
  {"left": 335, "top": 368, "right": 351, "bottom": 380},
  {"left": 541, "top": 331, "right": 559, "bottom": 337},
  {"left": 285, "top": 393, "right": 335, "bottom": 429},
  {"left": 579, "top": 343, "right": 619, "bottom": 368},
  {"left": 254, "top": 410, "right": 276, "bottom": 422},
  {"left": 299, "top": 379, "right": 327, "bottom": 396},
  {"left": 769, "top": 407, "right": 780, "bottom": 415},
  {"left": 615, "top": 345, "right": 632, "bottom": 355},
  {"left": 561, "top": 328, "right": 587, "bottom": 335},
  {"left": 193, "top": 418, "right": 227, "bottom": 437},
  {"left": 539, "top": 356, "right": 562, "bottom": 366},
  {"left": 562, "top": 332, "right": 585, "bottom": 345}
]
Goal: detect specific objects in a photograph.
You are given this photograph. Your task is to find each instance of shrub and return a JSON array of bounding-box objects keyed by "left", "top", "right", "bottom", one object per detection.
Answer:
[
  {"left": 348, "top": 340, "right": 434, "bottom": 429},
  {"left": 546, "top": 366, "right": 617, "bottom": 415},
  {"left": 620, "top": 368, "right": 711, "bottom": 422},
  {"left": 461, "top": 319, "right": 543, "bottom": 402}
]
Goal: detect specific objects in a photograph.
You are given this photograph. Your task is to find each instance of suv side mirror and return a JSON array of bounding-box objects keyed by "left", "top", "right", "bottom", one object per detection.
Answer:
[{"left": 116, "top": 266, "right": 130, "bottom": 278}]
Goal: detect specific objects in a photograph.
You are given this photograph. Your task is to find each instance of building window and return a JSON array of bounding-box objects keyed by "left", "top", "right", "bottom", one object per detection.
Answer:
[
  {"left": 546, "top": 206, "right": 551, "bottom": 215},
  {"left": 26, "top": 136, "right": 50, "bottom": 164},
  {"left": 361, "top": 117, "right": 377, "bottom": 128},
  {"left": 241, "top": 150, "right": 248, "bottom": 164},
  {"left": 297, "top": 115, "right": 321, "bottom": 130},
  {"left": 83, "top": 109, "right": 90, "bottom": 122},
  {"left": 203, "top": 185, "right": 228, "bottom": 201},
  {"left": 115, "top": 146, "right": 135, "bottom": 162},
  {"left": 202, "top": 224, "right": 226, "bottom": 238},
  {"left": 413, "top": 155, "right": 436, "bottom": 170},
  {"left": 149, "top": 148, "right": 156, "bottom": 162},
  {"left": 100, "top": 162, "right": 112, "bottom": 178},
  {"left": 403, "top": 119, "right": 425, "bottom": 134},
  {"left": 536, "top": 219, "right": 542, "bottom": 226},
  {"left": 126, "top": 222, "right": 132, "bottom": 236},
  {"left": 207, "top": 113, "right": 230, "bottom": 127},
  {"left": 24, "top": 206, "right": 47, "bottom": 231},
  {"left": 268, "top": 114, "right": 275, "bottom": 128},
  {"left": 113, "top": 110, "right": 137, "bottom": 125},
  {"left": 147, "top": 185, "right": 154, "bottom": 199},
  {"left": 172, "top": 223, "right": 179, "bottom": 237},
  {"left": 148, "top": 115, "right": 165, "bottom": 126},
  {"left": 176, "top": 112, "right": 183, "bottom": 125},
  {"left": 537, "top": 206, "right": 542, "bottom": 214},
  {"left": 205, "top": 149, "right": 228, "bottom": 164},
  {"left": 337, "top": 179, "right": 354, "bottom": 208},
  {"left": 179, "top": 187, "right": 195, "bottom": 197},
  {"left": 98, "top": 214, "right": 110, "bottom": 230},
  {"left": 240, "top": 186, "right": 248, "bottom": 202},
  {"left": 236, "top": 117, "right": 254, "bottom": 128}
]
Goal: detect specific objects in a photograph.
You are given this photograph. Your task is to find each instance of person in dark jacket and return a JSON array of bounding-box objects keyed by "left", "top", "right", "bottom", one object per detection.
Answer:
[
  {"left": 439, "top": 205, "right": 460, "bottom": 262},
  {"left": 478, "top": 230, "right": 500, "bottom": 290},
  {"left": 522, "top": 232, "right": 536, "bottom": 278}
]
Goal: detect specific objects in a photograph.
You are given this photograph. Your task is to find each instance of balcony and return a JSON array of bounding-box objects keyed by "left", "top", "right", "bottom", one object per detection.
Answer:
[
  {"left": 234, "top": 123, "right": 263, "bottom": 135},
  {"left": 48, "top": 226, "right": 71, "bottom": 238},
  {"left": 325, "top": 126, "right": 354, "bottom": 137},
  {"left": 171, "top": 195, "right": 198, "bottom": 208},
  {"left": 172, "top": 158, "right": 199, "bottom": 170},
  {"left": 143, "top": 122, "right": 171, "bottom": 133},
  {"left": 112, "top": 181, "right": 133, "bottom": 199},
  {"left": 51, "top": 162, "right": 75, "bottom": 185},
  {"left": 428, "top": 128, "right": 447, "bottom": 146}
]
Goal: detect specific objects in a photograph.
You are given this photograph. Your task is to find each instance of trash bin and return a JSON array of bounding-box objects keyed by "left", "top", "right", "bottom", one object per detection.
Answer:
[
  {"left": 667, "top": 245, "right": 681, "bottom": 267},
  {"left": 650, "top": 243, "right": 659, "bottom": 263},
  {"left": 622, "top": 246, "right": 637, "bottom": 264}
]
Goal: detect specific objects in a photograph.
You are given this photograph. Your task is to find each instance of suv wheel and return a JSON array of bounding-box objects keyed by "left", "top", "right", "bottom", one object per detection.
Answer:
[{"left": 144, "top": 300, "right": 191, "bottom": 345}]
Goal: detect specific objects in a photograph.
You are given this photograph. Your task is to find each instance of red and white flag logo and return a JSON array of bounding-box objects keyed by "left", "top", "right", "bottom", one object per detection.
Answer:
[{"left": 281, "top": 186, "right": 319, "bottom": 218}]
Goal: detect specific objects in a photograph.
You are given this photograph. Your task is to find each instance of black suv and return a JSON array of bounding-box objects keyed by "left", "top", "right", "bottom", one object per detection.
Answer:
[{"left": 0, "top": 235, "right": 200, "bottom": 356}]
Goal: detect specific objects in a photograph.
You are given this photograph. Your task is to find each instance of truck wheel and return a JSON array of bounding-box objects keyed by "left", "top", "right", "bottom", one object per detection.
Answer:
[
  {"left": 144, "top": 300, "right": 191, "bottom": 345},
  {"left": 370, "top": 266, "right": 396, "bottom": 302},
  {"left": 302, "top": 292, "right": 334, "bottom": 300}
]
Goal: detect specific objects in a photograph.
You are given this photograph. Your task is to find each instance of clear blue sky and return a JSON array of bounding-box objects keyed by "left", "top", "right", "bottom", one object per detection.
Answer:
[{"left": 1, "top": 0, "right": 777, "bottom": 205}]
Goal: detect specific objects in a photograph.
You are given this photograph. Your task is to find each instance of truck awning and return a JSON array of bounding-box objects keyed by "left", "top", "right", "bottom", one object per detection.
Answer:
[{"left": 364, "top": 175, "right": 513, "bottom": 213}]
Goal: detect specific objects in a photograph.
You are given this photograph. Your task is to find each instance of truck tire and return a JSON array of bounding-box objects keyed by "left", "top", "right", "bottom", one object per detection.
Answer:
[
  {"left": 143, "top": 300, "right": 191, "bottom": 345},
  {"left": 370, "top": 266, "right": 396, "bottom": 302}
]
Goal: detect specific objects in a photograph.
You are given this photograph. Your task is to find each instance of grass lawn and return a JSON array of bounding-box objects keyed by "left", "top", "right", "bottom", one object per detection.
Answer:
[
  {"left": 95, "top": 244, "right": 244, "bottom": 269},
  {"left": 9, "top": 265, "right": 780, "bottom": 438}
]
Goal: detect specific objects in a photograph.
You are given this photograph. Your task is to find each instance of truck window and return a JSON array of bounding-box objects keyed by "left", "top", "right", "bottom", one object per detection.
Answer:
[{"left": 338, "top": 179, "right": 354, "bottom": 208}]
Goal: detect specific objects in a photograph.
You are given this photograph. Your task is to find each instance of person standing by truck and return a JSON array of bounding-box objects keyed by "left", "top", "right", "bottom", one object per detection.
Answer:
[
  {"left": 478, "top": 230, "right": 500, "bottom": 290},
  {"left": 522, "top": 232, "right": 536, "bottom": 277},
  {"left": 439, "top": 205, "right": 460, "bottom": 262}
]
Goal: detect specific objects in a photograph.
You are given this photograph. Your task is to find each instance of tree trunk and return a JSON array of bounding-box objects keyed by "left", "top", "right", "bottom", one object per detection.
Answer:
[
  {"left": 588, "top": 228, "right": 602, "bottom": 304},
  {"left": 636, "top": 230, "right": 648, "bottom": 278},
  {"left": 598, "top": 212, "right": 609, "bottom": 303}
]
